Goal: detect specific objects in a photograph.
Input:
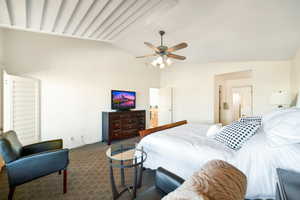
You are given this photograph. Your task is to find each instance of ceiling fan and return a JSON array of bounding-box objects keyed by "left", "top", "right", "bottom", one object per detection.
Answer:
[{"left": 136, "top": 31, "right": 188, "bottom": 68}]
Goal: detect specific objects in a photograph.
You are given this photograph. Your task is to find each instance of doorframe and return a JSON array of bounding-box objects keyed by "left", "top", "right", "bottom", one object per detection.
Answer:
[
  {"left": 214, "top": 70, "right": 253, "bottom": 124},
  {"left": 231, "top": 85, "right": 253, "bottom": 120}
]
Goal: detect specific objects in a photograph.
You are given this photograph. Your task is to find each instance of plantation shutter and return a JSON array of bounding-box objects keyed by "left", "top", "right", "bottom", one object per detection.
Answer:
[{"left": 3, "top": 72, "right": 40, "bottom": 145}]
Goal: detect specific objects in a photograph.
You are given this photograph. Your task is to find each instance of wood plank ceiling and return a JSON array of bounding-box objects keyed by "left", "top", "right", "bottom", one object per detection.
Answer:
[{"left": 0, "top": 0, "right": 174, "bottom": 42}]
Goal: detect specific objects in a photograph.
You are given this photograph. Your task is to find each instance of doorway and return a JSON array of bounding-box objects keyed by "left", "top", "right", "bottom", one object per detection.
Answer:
[
  {"left": 149, "top": 88, "right": 159, "bottom": 128},
  {"left": 214, "top": 70, "right": 253, "bottom": 125},
  {"left": 232, "top": 86, "right": 253, "bottom": 121},
  {"left": 149, "top": 87, "right": 173, "bottom": 127}
]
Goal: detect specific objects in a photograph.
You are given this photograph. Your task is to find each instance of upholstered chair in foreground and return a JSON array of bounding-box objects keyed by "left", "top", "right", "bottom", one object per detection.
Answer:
[{"left": 0, "top": 131, "right": 69, "bottom": 200}]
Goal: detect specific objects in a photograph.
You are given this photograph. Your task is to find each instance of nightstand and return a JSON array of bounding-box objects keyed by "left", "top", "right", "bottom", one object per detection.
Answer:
[{"left": 276, "top": 168, "right": 300, "bottom": 200}]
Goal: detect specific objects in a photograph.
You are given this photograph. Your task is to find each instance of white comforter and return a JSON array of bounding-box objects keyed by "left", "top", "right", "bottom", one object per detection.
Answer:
[{"left": 137, "top": 123, "right": 300, "bottom": 199}]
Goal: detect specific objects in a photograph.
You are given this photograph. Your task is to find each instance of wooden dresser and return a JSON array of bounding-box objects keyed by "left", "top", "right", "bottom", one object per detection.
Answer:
[{"left": 102, "top": 110, "right": 146, "bottom": 144}]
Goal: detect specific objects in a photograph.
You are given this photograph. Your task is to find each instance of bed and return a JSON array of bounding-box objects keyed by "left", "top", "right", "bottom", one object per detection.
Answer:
[{"left": 137, "top": 108, "right": 300, "bottom": 199}]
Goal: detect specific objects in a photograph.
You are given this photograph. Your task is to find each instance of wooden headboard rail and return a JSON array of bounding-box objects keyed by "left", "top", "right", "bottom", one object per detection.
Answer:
[{"left": 139, "top": 120, "right": 187, "bottom": 138}]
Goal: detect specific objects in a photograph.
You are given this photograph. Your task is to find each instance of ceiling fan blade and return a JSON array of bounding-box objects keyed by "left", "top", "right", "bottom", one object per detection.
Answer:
[
  {"left": 136, "top": 54, "right": 157, "bottom": 58},
  {"left": 144, "top": 42, "right": 160, "bottom": 52},
  {"left": 166, "top": 42, "right": 188, "bottom": 52},
  {"left": 167, "top": 53, "right": 186, "bottom": 60}
]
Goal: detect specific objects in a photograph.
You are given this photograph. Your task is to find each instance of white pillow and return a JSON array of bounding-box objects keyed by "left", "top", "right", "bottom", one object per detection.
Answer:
[
  {"left": 265, "top": 110, "right": 300, "bottom": 147},
  {"left": 206, "top": 124, "right": 222, "bottom": 138},
  {"left": 296, "top": 91, "right": 300, "bottom": 108},
  {"left": 263, "top": 107, "right": 299, "bottom": 132}
]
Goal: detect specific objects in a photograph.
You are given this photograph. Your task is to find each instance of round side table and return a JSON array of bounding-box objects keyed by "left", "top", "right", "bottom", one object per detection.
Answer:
[{"left": 106, "top": 143, "right": 147, "bottom": 200}]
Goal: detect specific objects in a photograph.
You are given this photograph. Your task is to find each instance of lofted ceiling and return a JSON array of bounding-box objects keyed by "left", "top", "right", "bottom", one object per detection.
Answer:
[{"left": 1, "top": 0, "right": 300, "bottom": 63}]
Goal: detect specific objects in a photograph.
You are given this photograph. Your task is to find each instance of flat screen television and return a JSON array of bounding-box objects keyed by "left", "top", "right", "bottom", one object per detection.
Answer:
[{"left": 111, "top": 90, "right": 136, "bottom": 111}]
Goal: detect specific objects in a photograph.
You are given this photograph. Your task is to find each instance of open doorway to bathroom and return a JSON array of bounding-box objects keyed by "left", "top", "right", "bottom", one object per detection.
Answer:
[
  {"left": 149, "top": 88, "right": 159, "bottom": 128},
  {"left": 214, "top": 70, "right": 253, "bottom": 125}
]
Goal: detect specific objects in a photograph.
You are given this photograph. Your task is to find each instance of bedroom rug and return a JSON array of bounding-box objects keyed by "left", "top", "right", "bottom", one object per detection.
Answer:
[{"left": 0, "top": 137, "right": 273, "bottom": 200}]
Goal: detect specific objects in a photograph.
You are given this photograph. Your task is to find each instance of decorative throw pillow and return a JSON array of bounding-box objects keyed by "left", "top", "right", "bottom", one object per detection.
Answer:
[
  {"left": 206, "top": 124, "right": 222, "bottom": 138},
  {"left": 162, "top": 160, "right": 247, "bottom": 200},
  {"left": 239, "top": 116, "right": 262, "bottom": 126},
  {"left": 214, "top": 121, "right": 260, "bottom": 150}
]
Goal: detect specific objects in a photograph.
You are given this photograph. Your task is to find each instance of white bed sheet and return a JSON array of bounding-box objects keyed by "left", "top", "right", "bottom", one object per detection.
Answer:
[{"left": 137, "top": 123, "right": 300, "bottom": 199}]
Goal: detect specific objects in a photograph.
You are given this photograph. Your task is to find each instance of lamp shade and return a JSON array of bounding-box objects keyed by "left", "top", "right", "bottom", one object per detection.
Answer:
[{"left": 270, "top": 91, "right": 291, "bottom": 106}]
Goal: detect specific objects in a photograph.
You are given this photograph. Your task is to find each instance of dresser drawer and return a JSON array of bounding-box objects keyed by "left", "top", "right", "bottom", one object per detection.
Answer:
[
  {"left": 110, "top": 115, "right": 120, "bottom": 120},
  {"left": 111, "top": 129, "right": 122, "bottom": 139},
  {"left": 122, "top": 118, "right": 138, "bottom": 124},
  {"left": 102, "top": 110, "right": 146, "bottom": 144},
  {"left": 110, "top": 120, "right": 121, "bottom": 129},
  {"left": 122, "top": 123, "right": 138, "bottom": 130},
  {"left": 123, "top": 129, "right": 138, "bottom": 136}
]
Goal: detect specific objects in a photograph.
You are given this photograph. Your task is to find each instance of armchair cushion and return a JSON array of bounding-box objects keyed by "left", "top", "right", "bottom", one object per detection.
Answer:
[
  {"left": 0, "top": 137, "right": 18, "bottom": 163},
  {"left": 1, "top": 131, "right": 22, "bottom": 159},
  {"left": 136, "top": 168, "right": 184, "bottom": 200},
  {"left": 155, "top": 167, "right": 184, "bottom": 194},
  {"left": 6, "top": 149, "right": 69, "bottom": 187},
  {"left": 22, "top": 139, "right": 63, "bottom": 156}
]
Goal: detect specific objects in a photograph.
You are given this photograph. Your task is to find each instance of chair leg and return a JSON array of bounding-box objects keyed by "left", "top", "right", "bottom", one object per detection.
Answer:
[
  {"left": 58, "top": 170, "right": 61, "bottom": 175},
  {"left": 63, "top": 169, "right": 67, "bottom": 194},
  {"left": 8, "top": 186, "right": 15, "bottom": 200}
]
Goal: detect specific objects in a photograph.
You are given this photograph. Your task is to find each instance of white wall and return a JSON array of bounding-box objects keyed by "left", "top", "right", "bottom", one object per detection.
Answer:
[
  {"left": 3, "top": 29, "right": 160, "bottom": 148},
  {"left": 0, "top": 29, "right": 3, "bottom": 65},
  {"left": 161, "top": 61, "right": 291, "bottom": 123},
  {"left": 0, "top": 29, "right": 3, "bottom": 169},
  {"left": 291, "top": 48, "right": 300, "bottom": 101}
]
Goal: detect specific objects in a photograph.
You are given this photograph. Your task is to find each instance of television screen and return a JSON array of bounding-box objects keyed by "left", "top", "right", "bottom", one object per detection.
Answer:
[{"left": 111, "top": 90, "right": 136, "bottom": 110}]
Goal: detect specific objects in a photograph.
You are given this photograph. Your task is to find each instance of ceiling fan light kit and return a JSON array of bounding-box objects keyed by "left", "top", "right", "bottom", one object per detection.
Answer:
[
  {"left": 137, "top": 30, "right": 188, "bottom": 69},
  {"left": 151, "top": 55, "right": 172, "bottom": 68}
]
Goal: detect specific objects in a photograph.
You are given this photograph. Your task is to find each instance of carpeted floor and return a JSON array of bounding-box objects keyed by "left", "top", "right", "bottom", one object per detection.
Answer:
[
  {"left": 0, "top": 138, "right": 274, "bottom": 200},
  {"left": 0, "top": 138, "right": 154, "bottom": 200}
]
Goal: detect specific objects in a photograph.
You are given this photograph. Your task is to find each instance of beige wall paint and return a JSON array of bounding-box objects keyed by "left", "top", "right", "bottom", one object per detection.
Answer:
[
  {"left": 0, "top": 29, "right": 3, "bottom": 129},
  {"left": 0, "top": 29, "right": 3, "bottom": 169},
  {"left": 0, "top": 27, "right": 296, "bottom": 149},
  {"left": 3, "top": 29, "right": 160, "bottom": 148},
  {"left": 214, "top": 70, "right": 253, "bottom": 123},
  {"left": 161, "top": 61, "right": 291, "bottom": 123},
  {"left": 219, "top": 78, "right": 253, "bottom": 125},
  {"left": 0, "top": 29, "right": 3, "bottom": 65},
  {"left": 291, "top": 48, "right": 300, "bottom": 102}
]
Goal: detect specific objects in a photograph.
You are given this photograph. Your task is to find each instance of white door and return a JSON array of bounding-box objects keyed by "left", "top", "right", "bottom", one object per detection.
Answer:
[
  {"left": 3, "top": 72, "right": 40, "bottom": 145},
  {"left": 232, "top": 86, "right": 253, "bottom": 120},
  {"left": 158, "top": 87, "right": 173, "bottom": 125}
]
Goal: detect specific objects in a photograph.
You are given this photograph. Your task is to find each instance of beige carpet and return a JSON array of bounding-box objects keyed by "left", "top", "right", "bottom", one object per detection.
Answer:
[
  {"left": 0, "top": 138, "right": 154, "bottom": 200},
  {"left": 0, "top": 138, "right": 274, "bottom": 200}
]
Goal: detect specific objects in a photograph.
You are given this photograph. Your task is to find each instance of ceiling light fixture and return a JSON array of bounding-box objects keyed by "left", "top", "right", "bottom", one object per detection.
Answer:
[
  {"left": 151, "top": 55, "right": 173, "bottom": 69},
  {"left": 137, "top": 30, "right": 188, "bottom": 69}
]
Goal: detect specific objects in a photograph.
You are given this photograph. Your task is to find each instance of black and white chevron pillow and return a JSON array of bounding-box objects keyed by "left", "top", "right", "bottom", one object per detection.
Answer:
[
  {"left": 214, "top": 121, "right": 260, "bottom": 150},
  {"left": 239, "top": 116, "right": 262, "bottom": 126}
]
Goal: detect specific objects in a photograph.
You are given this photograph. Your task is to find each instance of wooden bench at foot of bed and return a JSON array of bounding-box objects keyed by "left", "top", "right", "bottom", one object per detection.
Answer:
[{"left": 139, "top": 120, "right": 187, "bottom": 138}]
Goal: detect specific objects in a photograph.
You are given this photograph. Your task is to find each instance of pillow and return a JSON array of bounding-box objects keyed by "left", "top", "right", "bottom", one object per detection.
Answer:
[
  {"left": 1, "top": 131, "right": 23, "bottom": 158},
  {"left": 206, "top": 124, "right": 222, "bottom": 138},
  {"left": 239, "top": 116, "right": 262, "bottom": 126},
  {"left": 162, "top": 160, "right": 247, "bottom": 200},
  {"left": 262, "top": 107, "right": 299, "bottom": 131},
  {"left": 296, "top": 91, "right": 300, "bottom": 108},
  {"left": 214, "top": 121, "right": 260, "bottom": 150},
  {"left": 265, "top": 110, "right": 300, "bottom": 147}
]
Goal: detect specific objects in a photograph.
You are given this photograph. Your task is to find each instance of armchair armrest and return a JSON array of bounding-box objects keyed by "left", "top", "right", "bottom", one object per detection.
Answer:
[
  {"left": 22, "top": 139, "right": 63, "bottom": 156},
  {"left": 155, "top": 167, "right": 185, "bottom": 194},
  {"left": 6, "top": 149, "right": 69, "bottom": 187}
]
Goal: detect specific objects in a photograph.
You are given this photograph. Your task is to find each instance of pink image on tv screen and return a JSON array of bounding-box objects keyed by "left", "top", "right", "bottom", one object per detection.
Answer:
[{"left": 112, "top": 91, "right": 135, "bottom": 108}]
